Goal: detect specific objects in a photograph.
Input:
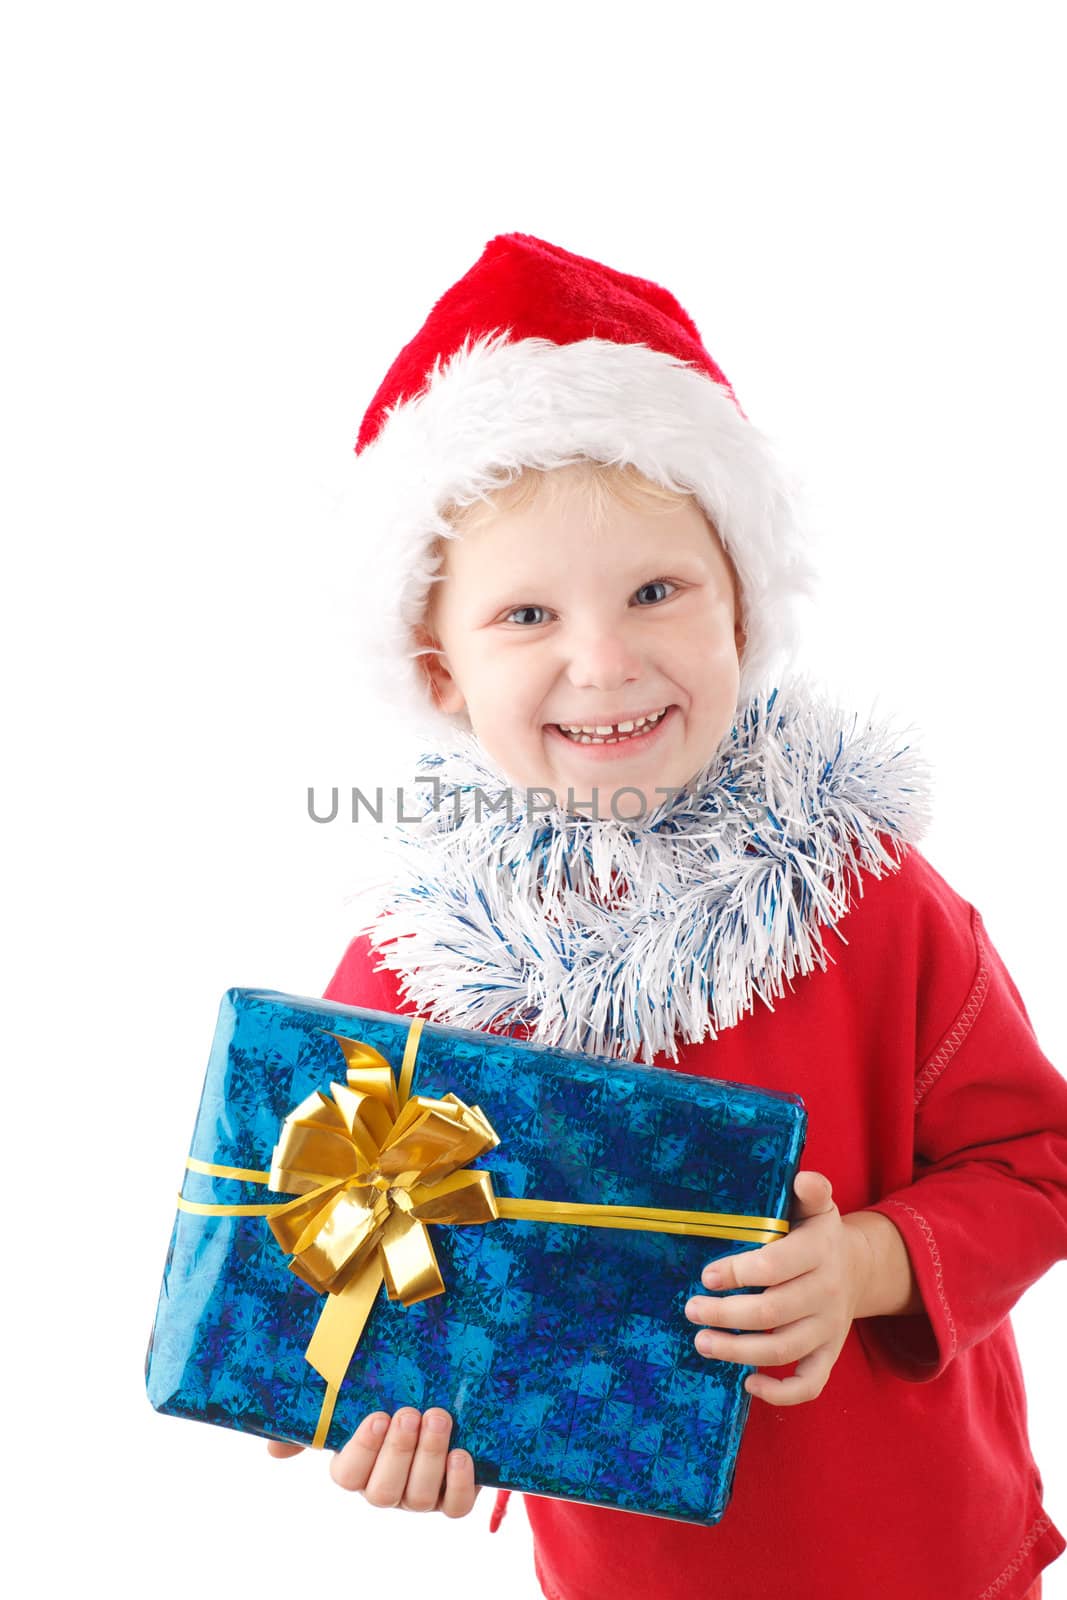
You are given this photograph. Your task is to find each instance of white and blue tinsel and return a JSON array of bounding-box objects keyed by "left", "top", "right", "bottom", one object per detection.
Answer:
[{"left": 349, "top": 675, "right": 935, "bottom": 1063}]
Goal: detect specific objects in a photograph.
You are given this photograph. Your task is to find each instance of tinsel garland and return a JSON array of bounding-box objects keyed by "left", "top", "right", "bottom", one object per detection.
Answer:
[{"left": 349, "top": 675, "right": 934, "bottom": 1063}]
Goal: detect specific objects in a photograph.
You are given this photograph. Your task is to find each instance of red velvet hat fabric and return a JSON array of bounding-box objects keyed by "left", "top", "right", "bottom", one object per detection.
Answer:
[{"left": 356, "top": 232, "right": 742, "bottom": 454}]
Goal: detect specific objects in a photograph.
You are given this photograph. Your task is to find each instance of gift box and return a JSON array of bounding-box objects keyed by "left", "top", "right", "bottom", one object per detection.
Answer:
[{"left": 146, "top": 988, "right": 806, "bottom": 1524}]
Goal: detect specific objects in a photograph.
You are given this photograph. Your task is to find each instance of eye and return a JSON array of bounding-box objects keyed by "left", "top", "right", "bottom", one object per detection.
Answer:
[
  {"left": 503, "top": 605, "right": 551, "bottom": 626},
  {"left": 633, "top": 580, "right": 678, "bottom": 605}
]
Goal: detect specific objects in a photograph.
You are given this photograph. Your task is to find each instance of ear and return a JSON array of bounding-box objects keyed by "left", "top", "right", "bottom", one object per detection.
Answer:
[{"left": 412, "top": 623, "right": 467, "bottom": 716}]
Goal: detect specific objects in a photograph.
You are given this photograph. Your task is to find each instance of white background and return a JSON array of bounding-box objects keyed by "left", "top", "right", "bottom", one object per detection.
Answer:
[{"left": 4, "top": 3, "right": 1065, "bottom": 1595}]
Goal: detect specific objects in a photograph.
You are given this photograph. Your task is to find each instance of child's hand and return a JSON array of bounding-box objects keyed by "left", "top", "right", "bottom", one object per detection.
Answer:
[
  {"left": 267, "top": 1408, "right": 480, "bottom": 1515},
  {"left": 685, "top": 1170, "right": 866, "bottom": 1407}
]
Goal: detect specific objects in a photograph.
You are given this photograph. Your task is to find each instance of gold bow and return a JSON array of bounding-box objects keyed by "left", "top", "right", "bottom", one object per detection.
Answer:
[
  {"left": 267, "top": 1026, "right": 500, "bottom": 1444},
  {"left": 178, "top": 1014, "right": 790, "bottom": 1449},
  {"left": 267, "top": 1031, "right": 500, "bottom": 1305}
]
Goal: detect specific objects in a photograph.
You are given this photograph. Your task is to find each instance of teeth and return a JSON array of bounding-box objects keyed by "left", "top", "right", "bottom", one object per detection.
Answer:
[{"left": 556, "top": 708, "right": 668, "bottom": 744}]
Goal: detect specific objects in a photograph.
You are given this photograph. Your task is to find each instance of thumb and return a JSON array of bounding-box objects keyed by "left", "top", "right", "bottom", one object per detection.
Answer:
[
  {"left": 267, "top": 1440, "right": 305, "bottom": 1459},
  {"left": 791, "top": 1169, "right": 836, "bottom": 1220}
]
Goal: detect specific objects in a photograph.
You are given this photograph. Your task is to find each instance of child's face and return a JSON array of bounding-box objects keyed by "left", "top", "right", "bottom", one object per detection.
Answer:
[{"left": 419, "top": 479, "right": 746, "bottom": 819}]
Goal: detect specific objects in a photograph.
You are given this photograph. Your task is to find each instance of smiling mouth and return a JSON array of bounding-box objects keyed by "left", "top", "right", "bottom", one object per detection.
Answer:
[{"left": 547, "top": 706, "right": 675, "bottom": 747}]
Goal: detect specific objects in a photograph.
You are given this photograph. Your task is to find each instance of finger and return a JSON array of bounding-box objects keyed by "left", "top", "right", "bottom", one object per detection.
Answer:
[
  {"left": 360, "top": 1408, "right": 425, "bottom": 1508},
  {"left": 685, "top": 1275, "right": 814, "bottom": 1331},
  {"left": 701, "top": 1234, "right": 821, "bottom": 1293},
  {"left": 400, "top": 1408, "right": 454, "bottom": 1512},
  {"left": 694, "top": 1313, "right": 823, "bottom": 1368},
  {"left": 330, "top": 1412, "right": 393, "bottom": 1493},
  {"left": 744, "top": 1342, "right": 836, "bottom": 1407},
  {"left": 267, "top": 1440, "right": 305, "bottom": 1458},
  {"left": 790, "top": 1170, "right": 836, "bottom": 1220},
  {"left": 440, "top": 1448, "right": 481, "bottom": 1519}
]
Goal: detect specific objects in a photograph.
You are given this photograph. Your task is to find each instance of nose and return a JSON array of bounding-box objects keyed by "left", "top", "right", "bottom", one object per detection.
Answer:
[{"left": 563, "top": 627, "right": 642, "bottom": 692}]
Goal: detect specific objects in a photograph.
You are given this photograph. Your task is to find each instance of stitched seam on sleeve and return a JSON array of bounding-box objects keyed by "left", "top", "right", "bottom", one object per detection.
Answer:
[
  {"left": 915, "top": 906, "right": 991, "bottom": 1108},
  {"left": 978, "top": 1511, "right": 1052, "bottom": 1598},
  {"left": 879, "top": 1198, "right": 958, "bottom": 1363}
]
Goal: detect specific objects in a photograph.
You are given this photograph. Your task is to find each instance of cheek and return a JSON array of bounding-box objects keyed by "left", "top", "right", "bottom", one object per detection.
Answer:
[
  {"left": 478, "top": 648, "right": 546, "bottom": 704},
  {"left": 461, "top": 654, "right": 542, "bottom": 737},
  {"left": 674, "top": 612, "right": 741, "bottom": 680}
]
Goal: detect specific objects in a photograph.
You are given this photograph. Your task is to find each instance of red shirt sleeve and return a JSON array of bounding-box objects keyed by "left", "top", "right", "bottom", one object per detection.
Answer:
[
  {"left": 863, "top": 894, "right": 1067, "bottom": 1381},
  {"left": 323, "top": 932, "right": 408, "bottom": 1013}
]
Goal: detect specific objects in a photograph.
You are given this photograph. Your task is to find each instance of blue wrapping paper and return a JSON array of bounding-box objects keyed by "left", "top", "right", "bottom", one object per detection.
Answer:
[{"left": 146, "top": 988, "right": 807, "bottom": 1524}]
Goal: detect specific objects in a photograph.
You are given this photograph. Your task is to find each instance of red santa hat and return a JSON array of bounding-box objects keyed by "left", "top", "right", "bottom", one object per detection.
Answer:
[{"left": 349, "top": 232, "right": 817, "bottom": 737}]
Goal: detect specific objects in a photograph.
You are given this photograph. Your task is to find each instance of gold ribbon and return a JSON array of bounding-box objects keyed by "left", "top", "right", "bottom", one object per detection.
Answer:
[{"left": 176, "top": 1015, "right": 789, "bottom": 1448}]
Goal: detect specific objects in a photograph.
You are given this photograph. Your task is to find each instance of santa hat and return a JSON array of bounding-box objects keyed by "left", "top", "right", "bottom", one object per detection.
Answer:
[{"left": 348, "top": 232, "right": 818, "bottom": 738}]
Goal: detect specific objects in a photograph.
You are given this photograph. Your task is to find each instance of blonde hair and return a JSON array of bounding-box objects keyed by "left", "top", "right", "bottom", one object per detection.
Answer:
[{"left": 442, "top": 458, "right": 700, "bottom": 536}]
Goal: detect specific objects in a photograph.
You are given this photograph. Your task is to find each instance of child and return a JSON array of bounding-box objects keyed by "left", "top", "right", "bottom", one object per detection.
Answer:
[{"left": 268, "top": 234, "right": 1067, "bottom": 1599}]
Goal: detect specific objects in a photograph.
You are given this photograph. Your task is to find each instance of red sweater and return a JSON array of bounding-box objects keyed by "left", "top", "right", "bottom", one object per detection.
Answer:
[{"left": 324, "top": 844, "right": 1067, "bottom": 1600}]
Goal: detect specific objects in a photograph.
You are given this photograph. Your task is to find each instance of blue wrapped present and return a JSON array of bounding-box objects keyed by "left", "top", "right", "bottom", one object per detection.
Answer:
[{"left": 146, "top": 989, "right": 806, "bottom": 1524}]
